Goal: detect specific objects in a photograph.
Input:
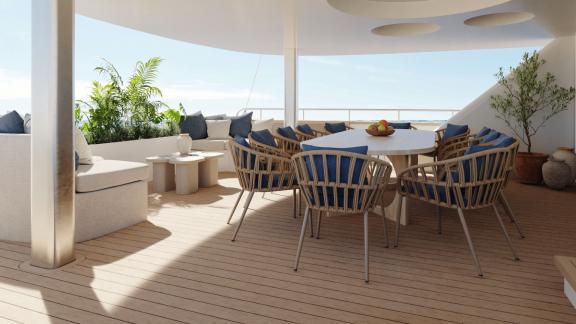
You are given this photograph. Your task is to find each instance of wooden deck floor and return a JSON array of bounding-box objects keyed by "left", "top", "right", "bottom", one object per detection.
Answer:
[{"left": 1, "top": 174, "right": 576, "bottom": 323}]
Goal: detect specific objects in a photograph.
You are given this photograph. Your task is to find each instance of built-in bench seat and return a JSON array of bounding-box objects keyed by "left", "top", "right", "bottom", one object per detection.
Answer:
[{"left": 555, "top": 256, "right": 576, "bottom": 308}]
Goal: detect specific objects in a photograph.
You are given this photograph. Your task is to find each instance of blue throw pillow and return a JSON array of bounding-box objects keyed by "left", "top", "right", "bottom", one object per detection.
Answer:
[
  {"left": 296, "top": 124, "right": 314, "bottom": 135},
  {"left": 476, "top": 126, "right": 491, "bottom": 138},
  {"left": 251, "top": 129, "right": 277, "bottom": 147},
  {"left": 179, "top": 111, "right": 207, "bottom": 140},
  {"left": 480, "top": 130, "right": 501, "bottom": 143},
  {"left": 388, "top": 122, "right": 411, "bottom": 129},
  {"left": 302, "top": 144, "right": 368, "bottom": 184},
  {"left": 441, "top": 123, "right": 468, "bottom": 143},
  {"left": 277, "top": 126, "right": 298, "bottom": 140},
  {"left": 325, "top": 122, "right": 347, "bottom": 134},
  {"left": 229, "top": 112, "right": 253, "bottom": 138},
  {"left": 0, "top": 111, "right": 24, "bottom": 134}
]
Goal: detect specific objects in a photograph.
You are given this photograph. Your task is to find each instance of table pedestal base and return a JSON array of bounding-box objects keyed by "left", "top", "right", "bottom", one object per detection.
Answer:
[
  {"left": 199, "top": 158, "right": 219, "bottom": 187},
  {"left": 383, "top": 154, "right": 418, "bottom": 226},
  {"left": 174, "top": 163, "right": 199, "bottom": 195}
]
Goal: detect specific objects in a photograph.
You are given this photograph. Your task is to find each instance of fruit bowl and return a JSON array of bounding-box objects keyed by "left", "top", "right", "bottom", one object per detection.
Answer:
[
  {"left": 365, "top": 127, "right": 395, "bottom": 137},
  {"left": 366, "top": 119, "right": 395, "bottom": 136}
]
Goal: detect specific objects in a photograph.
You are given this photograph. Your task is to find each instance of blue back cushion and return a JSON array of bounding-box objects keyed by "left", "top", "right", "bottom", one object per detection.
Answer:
[
  {"left": 461, "top": 135, "right": 516, "bottom": 181},
  {"left": 296, "top": 124, "right": 314, "bottom": 135},
  {"left": 325, "top": 122, "right": 347, "bottom": 134},
  {"left": 441, "top": 123, "right": 468, "bottom": 143},
  {"left": 251, "top": 129, "right": 277, "bottom": 147},
  {"left": 234, "top": 135, "right": 256, "bottom": 167},
  {"left": 277, "top": 126, "right": 298, "bottom": 140},
  {"left": 388, "top": 122, "right": 411, "bottom": 129},
  {"left": 229, "top": 112, "right": 253, "bottom": 138},
  {"left": 179, "top": 111, "right": 207, "bottom": 140},
  {"left": 0, "top": 111, "right": 24, "bottom": 134},
  {"left": 480, "top": 130, "right": 501, "bottom": 143},
  {"left": 301, "top": 144, "right": 368, "bottom": 184},
  {"left": 476, "top": 126, "right": 492, "bottom": 138}
]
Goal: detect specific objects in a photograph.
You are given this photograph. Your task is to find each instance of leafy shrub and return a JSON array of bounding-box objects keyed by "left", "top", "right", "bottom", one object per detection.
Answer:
[{"left": 75, "top": 57, "right": 185, "bottom": 144}]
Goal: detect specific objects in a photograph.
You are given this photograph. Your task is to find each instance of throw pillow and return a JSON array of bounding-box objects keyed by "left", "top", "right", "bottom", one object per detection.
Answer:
[
  {"left": 206, "top": 119, "right": 232, "bottom": 139},
  {"left": 179, "top": 111, "right": 208, "bottom": 140},
  {"left": 229, "top": 112, "right": 253, "bottom": 138},
  {"left": 251, "top": 118, "right": 275, "bottom": 132},
  {"left": 0, "top": 111, "right": 25, "bottom": 134},
  {"left": 205, "top": 114, "right": 227, "bottom": 120},
  {"left": 74, "top": 128, "right": 93, "bottom": 165},
  {"left": 324, "top": 122, "right": 347, "bottom": 134}
]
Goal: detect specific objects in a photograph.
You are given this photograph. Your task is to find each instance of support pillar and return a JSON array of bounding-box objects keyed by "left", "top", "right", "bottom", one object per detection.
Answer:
[
  {"left": 283, "top": 0, "right": 298, "bottom": 127},
  {"left": 31, "top": 0, "right": 76, "bottom": 268}
]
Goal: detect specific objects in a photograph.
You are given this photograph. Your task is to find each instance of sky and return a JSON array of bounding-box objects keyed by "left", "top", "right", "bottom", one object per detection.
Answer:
[{"left": 0, "top": 0, "right": 541, "bottom": 119}]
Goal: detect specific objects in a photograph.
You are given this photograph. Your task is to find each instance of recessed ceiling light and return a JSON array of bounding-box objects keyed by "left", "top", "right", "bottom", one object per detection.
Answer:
[
  {"left": 328, "top": 0, "right": 511, "bottom": 19},
  {"left": 464, "top": 12, "right": 535, "bottom": 27},
  {"left": 371, "top": 23, "right": 440, "bottom": 37}
]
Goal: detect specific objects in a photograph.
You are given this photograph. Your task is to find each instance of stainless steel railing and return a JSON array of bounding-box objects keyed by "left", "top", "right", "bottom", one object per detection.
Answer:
[{"left": 236, "top": 107, "right": 460, "bottom": 122}]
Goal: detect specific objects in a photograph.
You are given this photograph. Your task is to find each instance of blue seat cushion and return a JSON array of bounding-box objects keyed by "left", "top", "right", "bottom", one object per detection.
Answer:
[
  {"left": 0, "top": 111, "right": 25, "bottom": 134},
  {"left": 405, "top": 184, "right": 459, "bottom": 205},
  {"left": 325, "top": 122, "right": 347, "bottom": 134},
  {"left": 251, "top": 129, "right": 277, "bottom": 148},
  {"left": 388, "top": 122, "right": 411, "bottom": 129},
  {"left": 476, "top": 126, "right": 492, "bottom": 138},
  {"left": 277, "top": 126, "right": 298, "bottom": 141},
  {"left": 441, "top": 123, "right": 468, "bottom": 143},
  {"left": 480, "top": 130, "right": 501, "bottom": 143},
  {"left": 229, "top": 112, "right": 253, "bottom": 138},
  {"left": 255, "top": 174, "right": 297, "bottom": 188},
  {"left": 296, "top": 124, "right": 314, "bottom": 135},
  {"left": 179, "top": 111, "right": 207, "bottom": 140},
  {"left": 301, "top": 144, "right": 368, "bottom": 184}
]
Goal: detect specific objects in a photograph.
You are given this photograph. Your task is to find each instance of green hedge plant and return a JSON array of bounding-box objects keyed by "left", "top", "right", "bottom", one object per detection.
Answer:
[{"left": 75, "top": 57, "right": 185, "bottom": 144}]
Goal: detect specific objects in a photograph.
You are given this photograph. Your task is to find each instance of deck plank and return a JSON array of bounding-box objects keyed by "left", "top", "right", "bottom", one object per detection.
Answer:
[{"left": 0, "top": 176, "right": 574, "bottom": 323}]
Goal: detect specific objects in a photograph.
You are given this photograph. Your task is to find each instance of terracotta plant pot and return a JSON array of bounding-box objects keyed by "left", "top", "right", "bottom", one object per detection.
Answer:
[{"left": 514, "top": 152, "right": 549, "bottom": 184}]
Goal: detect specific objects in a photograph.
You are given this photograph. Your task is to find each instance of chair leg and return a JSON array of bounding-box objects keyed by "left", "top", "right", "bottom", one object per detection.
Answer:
[
  {"left": 436, "top": 206, "right": 442, "bottom": 235},
  {"left": 499, "top": 192, "right": 525, "bottom": 239},
  {"left": 294, "top": 207, "right": 310, "bottom": 271},
  {"left": 227, "top": 189, "right": 244, "bottom": 224},
  {"left": 394, "top": 196, "right": 404, "bottom": 248},
  {"left": 315, "top": 211, "right": 322, "bottom": 239},
  {"left": 299, "top": 189, "right": 303, "bottom": 216},
  {"left": 380, "top": 204, "right": 389, "bottom": 248},
  {"left": 364, "top": 210, "right": 370, "bottom": 283},
  {"left": 231, "top": 191, "right": 255, "bottom": 242},
  {"left": 456, "top": 208, "right": 483, "bottom": 277},
  {"left": 309, "top": 209, "right": 315, "bottom": 237},
  {"left": 492, "top": 205, "right": 520, "bottom": 261},
  {"left": 293, "top": 189, "right": 297, "bottom": 219}
]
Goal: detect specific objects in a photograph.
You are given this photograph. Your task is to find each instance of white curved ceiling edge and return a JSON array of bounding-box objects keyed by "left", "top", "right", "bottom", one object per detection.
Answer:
[{"left": 75, "top": 0, "right": 576, "bottom": 55}]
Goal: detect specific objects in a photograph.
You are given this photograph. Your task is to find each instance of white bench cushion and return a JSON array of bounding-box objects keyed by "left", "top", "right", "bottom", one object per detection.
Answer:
[
  {"left": 76, "top": 160, "right": 149, "bottom": 193},
  {"left": 191, "top": 139, "right": 229, "bottom": 151}
]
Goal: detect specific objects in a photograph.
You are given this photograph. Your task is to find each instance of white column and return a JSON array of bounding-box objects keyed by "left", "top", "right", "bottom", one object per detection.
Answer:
[
  {"left": 31, "top": 0, "right": 76, "bottom": 268},
  {"left": 283, "top": 0, "right": 298, "bottom": 127},
  {"left": 284, "top": 48, "right": 298, "bottom": 127}
]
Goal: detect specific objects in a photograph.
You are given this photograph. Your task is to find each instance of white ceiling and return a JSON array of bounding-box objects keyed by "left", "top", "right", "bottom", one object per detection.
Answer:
[{"left": 75, "top": 0, "right": 576, "bottom": 55}]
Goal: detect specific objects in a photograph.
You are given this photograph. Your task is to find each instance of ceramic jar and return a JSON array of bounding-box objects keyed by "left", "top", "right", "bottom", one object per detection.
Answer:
[
  {"left": 177, "top": 133, "right": 192, "bottom": 155},
  {"left": 552, "top": 147, "right": 576, "bottom": 184},
  {"left": 542, "top": 157, "right": 572, "bottom": 190}
]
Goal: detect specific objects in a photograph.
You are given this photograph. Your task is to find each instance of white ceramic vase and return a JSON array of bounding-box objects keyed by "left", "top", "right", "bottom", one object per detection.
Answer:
[
  {"left": 177, "top": 133, "right": 192, "bottom": 155},
  {"left": 542, "top": 157, "right": 572, "bottom": 190},
  {"left": 552, "top": 147, "right": 576, "bottom": 184}
]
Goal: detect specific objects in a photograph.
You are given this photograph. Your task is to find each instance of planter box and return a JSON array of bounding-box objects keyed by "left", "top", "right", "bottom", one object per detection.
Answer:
[{"left": 89, "top": 136, "right": 178, "bottom": 163}]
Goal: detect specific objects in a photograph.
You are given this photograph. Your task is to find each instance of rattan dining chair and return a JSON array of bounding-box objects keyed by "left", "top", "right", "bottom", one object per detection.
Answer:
[
  {"left": 292, "top": 149, "right": 393, "bottom": 282},
  {"left": 227, "top": 138, "right": 300, "bottom": 241},
  {"left": 274, "top": 126, "right": 302, "bottom": 157},
  {"left": 434, "top": 127, "right": 472, "bottom": 161},
  {"left": 295, "top": 124, "right": 327, "bottom": 141},
  {"left": 394, "top": 140, "right": 521, "bottom": 277}
]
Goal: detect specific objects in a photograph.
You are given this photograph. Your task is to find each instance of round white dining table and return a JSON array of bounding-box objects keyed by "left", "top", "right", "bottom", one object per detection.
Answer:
[{"left": 302, "top": 128, "right": 436, "bottom": 225}]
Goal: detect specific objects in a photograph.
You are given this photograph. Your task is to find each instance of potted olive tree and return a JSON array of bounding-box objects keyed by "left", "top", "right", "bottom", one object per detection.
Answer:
[{"left": 491, "top": 51, "right": 575, "bottom": 184}]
